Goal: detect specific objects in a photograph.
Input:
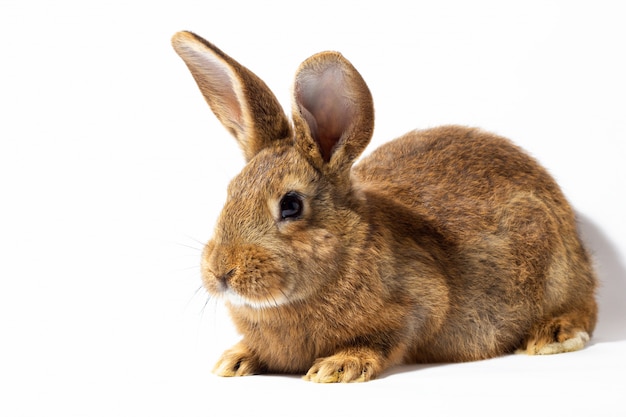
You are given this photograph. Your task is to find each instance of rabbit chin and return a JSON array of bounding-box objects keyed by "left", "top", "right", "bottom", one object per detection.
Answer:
[{"left": 222, "top": 288, "right": 289, "bottom": 310}]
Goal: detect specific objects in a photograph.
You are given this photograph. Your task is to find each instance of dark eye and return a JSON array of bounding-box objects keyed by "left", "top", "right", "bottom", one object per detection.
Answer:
[{"left": 279, "top": 192, "right": 303, "bottom": 220}]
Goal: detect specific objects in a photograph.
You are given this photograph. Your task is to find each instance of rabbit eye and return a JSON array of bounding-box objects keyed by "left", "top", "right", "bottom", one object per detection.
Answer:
[{"left": 279, "top": 192, "right": 303, "bottom": 220}]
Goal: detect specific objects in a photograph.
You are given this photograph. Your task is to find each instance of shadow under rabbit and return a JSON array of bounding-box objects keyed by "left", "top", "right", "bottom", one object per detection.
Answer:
[{"left": 576, "top": 212, "right": 626, "bottom": 343}]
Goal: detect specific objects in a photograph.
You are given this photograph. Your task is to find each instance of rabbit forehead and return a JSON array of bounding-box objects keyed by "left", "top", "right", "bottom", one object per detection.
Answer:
[{"left": 227, "top": 146, "right": 320, "bottom": 198}]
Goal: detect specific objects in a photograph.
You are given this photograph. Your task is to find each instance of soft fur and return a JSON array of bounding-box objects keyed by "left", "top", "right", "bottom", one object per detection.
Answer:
[{"left": 172, "top": 31, "right": 598, "bottom": 383}]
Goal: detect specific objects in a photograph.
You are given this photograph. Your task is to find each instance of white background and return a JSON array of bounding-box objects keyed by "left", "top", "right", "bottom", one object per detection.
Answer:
[{"left": 1, "top": 1, "right": 625, "bottom": 416}]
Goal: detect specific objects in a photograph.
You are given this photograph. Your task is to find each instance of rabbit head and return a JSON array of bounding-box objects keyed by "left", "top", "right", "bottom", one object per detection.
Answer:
[{"left": 171, "top": 31, "right": 373, "bottom": 309}]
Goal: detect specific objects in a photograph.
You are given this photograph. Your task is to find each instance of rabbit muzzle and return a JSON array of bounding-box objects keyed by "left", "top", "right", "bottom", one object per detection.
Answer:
[{"left": 201, "top": 239, "right": 291, "bottom": 309}]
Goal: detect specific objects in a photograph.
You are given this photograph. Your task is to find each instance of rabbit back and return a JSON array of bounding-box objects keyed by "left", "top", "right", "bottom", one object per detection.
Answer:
[{"left": 353, "top": 125, "right": 598, "bottom": 361}]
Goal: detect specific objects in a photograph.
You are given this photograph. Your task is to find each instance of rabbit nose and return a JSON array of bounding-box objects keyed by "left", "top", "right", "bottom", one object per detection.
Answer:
[
  {"left": 216, "top": 268, "right": 236, "bottom": 291},
  {"left": 202, "top": 240, "right": 237, "bottom": 291}
]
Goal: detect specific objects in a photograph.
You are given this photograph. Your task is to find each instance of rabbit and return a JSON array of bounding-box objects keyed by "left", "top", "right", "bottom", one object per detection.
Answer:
[{"left": 171, "top": 31, "right": 598, "bottom": 383}]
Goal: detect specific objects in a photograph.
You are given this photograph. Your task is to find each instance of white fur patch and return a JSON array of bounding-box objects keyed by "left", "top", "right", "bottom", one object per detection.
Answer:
[{"left": 224, "top": 289, "right": 289, "bottom": 309}]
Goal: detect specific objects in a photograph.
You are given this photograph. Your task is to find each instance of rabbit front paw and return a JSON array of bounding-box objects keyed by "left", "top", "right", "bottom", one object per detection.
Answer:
[
  {"left": 212, "top": 342, "right": 263, "bottom": 377},
  {"left": 303, "top": 350, "right": 383, "bottom": 383}
]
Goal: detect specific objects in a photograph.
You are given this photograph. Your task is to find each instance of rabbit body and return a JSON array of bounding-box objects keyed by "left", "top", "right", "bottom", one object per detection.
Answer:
[{"left": 172, "top": 32, "right": 597, "bottom": 382}]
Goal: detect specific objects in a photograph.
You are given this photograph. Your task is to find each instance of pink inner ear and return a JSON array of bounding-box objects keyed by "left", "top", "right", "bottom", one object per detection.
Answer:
[
  {"left": 179, "top": 42, "right": 245, "bottom": 133},
  {"left": 197, "top": 55, "right": 244, "bottom": 132},
  {"left": 296, "top": 64, "right": 354, "bottom": 162}
]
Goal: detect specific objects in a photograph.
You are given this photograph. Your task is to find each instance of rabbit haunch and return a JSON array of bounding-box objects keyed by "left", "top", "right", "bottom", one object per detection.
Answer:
[{"left": 172, "top": 31, "right": 598, "bottom": 383}]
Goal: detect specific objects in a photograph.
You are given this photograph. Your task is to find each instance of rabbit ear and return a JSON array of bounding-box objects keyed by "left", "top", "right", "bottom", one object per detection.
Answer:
[
  {"left": 292, "top": 51, "right": 374, "bottom": 174},
  {"left": 172, "top": 31, "right": 292, "bottom": 161}
]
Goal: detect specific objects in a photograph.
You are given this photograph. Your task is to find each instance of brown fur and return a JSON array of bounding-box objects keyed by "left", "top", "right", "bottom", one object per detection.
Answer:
[{"left": 172, "top": 31, "right": 598, "bottom": 382}]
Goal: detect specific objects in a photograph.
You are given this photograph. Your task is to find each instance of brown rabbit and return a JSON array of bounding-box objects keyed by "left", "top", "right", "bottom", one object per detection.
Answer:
[{"left": 171, "top": 31, "right": 598, "bottom": 383}]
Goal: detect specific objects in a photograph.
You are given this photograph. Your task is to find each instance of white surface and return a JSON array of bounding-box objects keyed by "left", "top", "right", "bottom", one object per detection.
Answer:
[{"left": 1, "top": 1, "right": 625, "bottom": 416}]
